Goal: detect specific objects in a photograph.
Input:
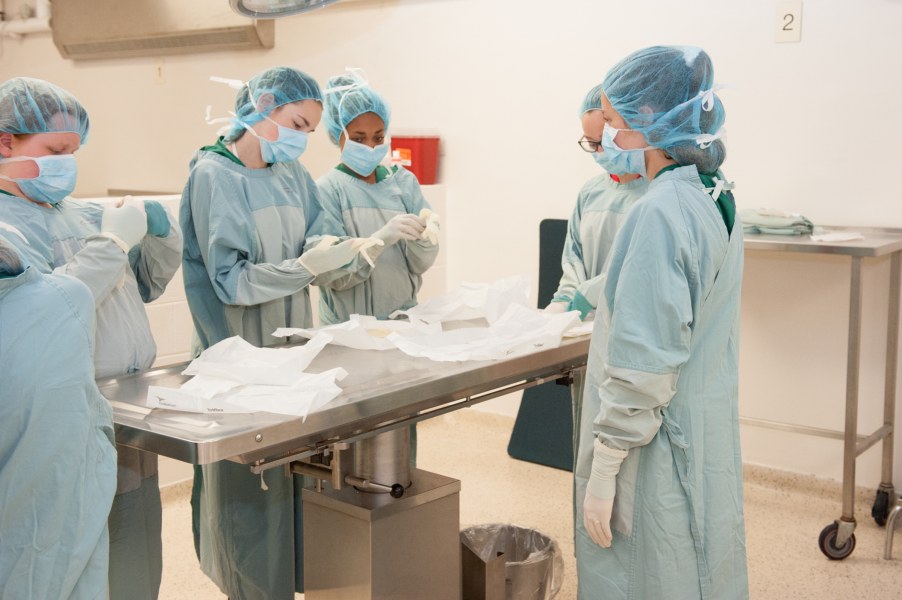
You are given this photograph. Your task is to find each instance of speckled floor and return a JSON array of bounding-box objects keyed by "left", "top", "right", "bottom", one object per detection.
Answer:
[{"left": 159, "top": 410, "right": 902, "bottom": 599}]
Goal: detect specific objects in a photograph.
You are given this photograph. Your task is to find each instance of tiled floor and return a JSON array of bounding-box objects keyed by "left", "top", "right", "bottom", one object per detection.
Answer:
[{"left": 159, "top": 410, "right": 902, "bottom": 599}]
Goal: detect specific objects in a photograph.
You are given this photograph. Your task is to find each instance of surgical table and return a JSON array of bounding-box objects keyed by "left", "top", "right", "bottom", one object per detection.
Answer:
[{"left": 100, "top": 334, "right": 589, "bottom": 598}]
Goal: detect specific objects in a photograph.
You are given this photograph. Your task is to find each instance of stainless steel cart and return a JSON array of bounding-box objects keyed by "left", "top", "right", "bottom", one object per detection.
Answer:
[{"left": 743, "top": 228, "right": 902, "bottom": 559}]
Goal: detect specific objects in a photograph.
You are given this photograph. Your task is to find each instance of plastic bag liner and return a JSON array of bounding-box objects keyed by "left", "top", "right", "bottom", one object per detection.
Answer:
[{"left": 460, "top": 524, "right": 563, "bottom": 600}]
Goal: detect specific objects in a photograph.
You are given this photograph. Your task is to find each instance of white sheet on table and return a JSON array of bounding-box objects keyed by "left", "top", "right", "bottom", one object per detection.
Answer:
[
  {"left": 181, "top": 332, "right": 332, "bottom": 386},
  {"left": 388, "top": 304, "right": 580, "bottom": 361},
  {"left": 146, "top": 368, "right": 347, "bottom": 418},
  {"left": 810, "top": 231, "right": 865, "bottom": 242},
  {"left": 273, "top": 314, "right": 440, "bottom": 351},
  {"left": 390, "top": 275, "right": 530, "bottom": 324},
  {"left": 563, "top": 320, "right": 594, "bottom": 338}
]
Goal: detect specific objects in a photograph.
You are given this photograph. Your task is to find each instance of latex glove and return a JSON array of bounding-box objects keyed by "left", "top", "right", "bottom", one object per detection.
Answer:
[
  {"left": 418, "top": 208, "right": 440, "bottom": 246},
  {"left": 584, "top": 493, "right": 615, "bottom": 548},
  {"left": 583, "top": 438, "right": 628, "bottom": 548},
  {"left": 143, "top": 200, "right": 171, "bottom": 237},
  {"left": 100, "top": 201, "right": 147, "bottom": 253},
  {"left": 543, "top": 302, "right": 568, "bottom": 314},
  {"left": 298, "top": 236, "right": 383, "bottom": 276},
  {"left": 373, "top": 214, "right": 426, "bottom": 246}
]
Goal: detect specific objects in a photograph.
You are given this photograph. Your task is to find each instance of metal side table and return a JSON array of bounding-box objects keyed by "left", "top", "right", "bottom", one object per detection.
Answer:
[{"left": 743, "top": 228, "right": 902, "bottom": 560}]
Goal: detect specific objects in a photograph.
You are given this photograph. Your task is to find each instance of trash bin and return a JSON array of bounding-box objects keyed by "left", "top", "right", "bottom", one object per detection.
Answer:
[{"left": 460, "top": 524, "right": 563, "bottom": 600}]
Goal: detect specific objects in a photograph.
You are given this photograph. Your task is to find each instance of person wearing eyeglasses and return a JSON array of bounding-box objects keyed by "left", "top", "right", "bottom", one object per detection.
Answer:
[
  {"left": 544, "top": 83, "right": 647, "bottom": 322},
  {"left": 544, "top": 85, "right": 647, "bottom": 536}
]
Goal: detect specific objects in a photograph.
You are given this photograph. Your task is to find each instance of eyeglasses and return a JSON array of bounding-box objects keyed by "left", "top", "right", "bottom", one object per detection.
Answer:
[{"left": 577, "top": 136, "right": 601, "bottom": 153}]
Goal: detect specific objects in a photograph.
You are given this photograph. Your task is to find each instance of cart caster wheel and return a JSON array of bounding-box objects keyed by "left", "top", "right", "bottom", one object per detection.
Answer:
[
  {"left": 818, "top": 523, "right": 856, "bottom": 560},
  {"left": 872, "top": 489, "right": 892, "bottom": 527}
]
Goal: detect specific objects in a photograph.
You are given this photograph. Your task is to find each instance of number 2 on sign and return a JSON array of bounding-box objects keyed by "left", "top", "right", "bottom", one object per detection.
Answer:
[{"left": 776, "top": 1, "right": 802, "bottom": 43}]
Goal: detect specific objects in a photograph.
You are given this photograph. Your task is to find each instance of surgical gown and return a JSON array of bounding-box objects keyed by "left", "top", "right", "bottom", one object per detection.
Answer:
[
  {"left": 180, "top": 147, "right": 336, "bottom": 599},
  {"left": 574, "top": 165, "right": 748, "bottom": 600},
  {"left": 315, "top": 165, "right": 438, "bottom": 325},
  {"left": 0, "top": 266, "right": 117, "bottom": 600},
  {"left": 1, "top": 190, "right": 182, "bottom": 600},
  {"left": 551, "top": 174, "right": 647, "bottom": 314},
  {"left": 549, "top": 174, "right": 646, "bottom": 473}
]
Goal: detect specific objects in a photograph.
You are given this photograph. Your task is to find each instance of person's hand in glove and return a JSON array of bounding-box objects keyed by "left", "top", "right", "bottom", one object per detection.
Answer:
[
  {"left": 418, "top": 208, "right": 440, "bottom": 246},
  {"left": 583, "top": 438, "right": 628, "bottom": 548},
  {"left": 99, "top": 197, "right": 147, "bottom": 253},
  {"left": 372, "top": 214, "right": 426, "bottom": 246},
  {"left": 543, "top": 302, "right": 568, "bottom": 314},
  {"left": 298, "top": 235, "right": 384, "bottom": 276}
]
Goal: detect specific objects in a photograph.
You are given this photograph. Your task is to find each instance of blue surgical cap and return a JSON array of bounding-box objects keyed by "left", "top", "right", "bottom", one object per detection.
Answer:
[
  {"left": 322, "top": 75, "right": 391, "bottom": 146},
  {"left": 226, "top": 66, "right": 323, "bottom": 142},
  {"left": 602, "top": 45, "right": 726, "bottom": 173},
  {"left": 0, "top": 77, "right": 90, "bottom": 143},
  {"left": 580, "top": 84, "right": 603, "bottom": 116}
]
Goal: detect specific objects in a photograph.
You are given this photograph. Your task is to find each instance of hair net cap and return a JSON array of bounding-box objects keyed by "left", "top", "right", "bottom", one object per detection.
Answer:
[
  {"left": 0, "top": 77, "right": 90, "bottom": 144},
  {"left": 602, "top": 46, "right": 727, "bottom": 173},
  {"left": 226, "top": 66, "right": 323, "bottom": 141},
  {"left": 322, "top": 74, "right": 391, "bottom": 146},
  {"left": 580, "top": 84, "right": 603, "bottom": 116}
]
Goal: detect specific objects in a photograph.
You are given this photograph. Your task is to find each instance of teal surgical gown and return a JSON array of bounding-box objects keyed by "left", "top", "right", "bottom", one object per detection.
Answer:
[
  {"left": 0, "top": 266, "right": 117, "bottom": 600},
  {"left": 315, "top": 165, "right": 439, "bottom": 324},
  {"left": 551, "top": 174, "right": 647, "bottom": 315},
  {"left": 549, "top": 173, "right": 646, "bottom": 472},
  {"left": 1, "top": 191, "right": 182, "bottom": 600},
  {"left": 574, "top": 165, "right": 748, "bottom": 599},
  {"left": 180, "top": 147, "right": 338, "bottom": 599}
]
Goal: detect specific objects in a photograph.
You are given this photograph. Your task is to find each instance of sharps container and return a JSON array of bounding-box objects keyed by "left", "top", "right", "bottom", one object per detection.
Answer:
[{"left": 390, "top": 134, "right": 440, "bottom": 184}]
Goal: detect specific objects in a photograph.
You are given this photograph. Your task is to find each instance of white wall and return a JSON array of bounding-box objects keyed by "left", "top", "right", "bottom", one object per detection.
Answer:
[{"left": 3, "top": 0, "right": 902, "bottom": 486}]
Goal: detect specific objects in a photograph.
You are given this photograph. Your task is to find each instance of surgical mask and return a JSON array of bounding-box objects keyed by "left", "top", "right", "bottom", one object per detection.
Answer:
[
  {"left": 594, "top": 125, "right": 650, "bottom": 176},
  {"left": 239, "top": 116, "right": 309, "bottom": 163},
  {"left": 258, "top": 118, "right": 309, "bottom": 163},
  {"left": 591, "top": 150, "right": 607, "bottom": 169},
  {"left": 341, "top": 139, "right": 389, "bottom": 176},
  {"left": 0, "top": 155, "right": 77, "bottom": 205}
]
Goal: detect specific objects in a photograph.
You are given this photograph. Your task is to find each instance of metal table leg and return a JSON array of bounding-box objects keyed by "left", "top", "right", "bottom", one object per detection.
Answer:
[
  {"left": 839, "top": 257, "right": 863, "bottom": 535},
  {"left": 878, "top": 253, "right": 900, "bottom": 503},
  {"left": 885, "top": 498, "right": 902, "bottom": 560}
]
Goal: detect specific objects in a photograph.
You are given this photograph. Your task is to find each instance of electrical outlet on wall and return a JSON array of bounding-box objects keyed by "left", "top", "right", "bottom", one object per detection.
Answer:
[{"left": 776, "top": 1, "right": 803, "bottom": 43}]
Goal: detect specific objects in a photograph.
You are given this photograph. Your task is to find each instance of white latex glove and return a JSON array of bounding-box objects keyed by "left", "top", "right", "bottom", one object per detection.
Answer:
[
  {"left": 583, "top": 493, "right": 615, "bottom": 548},
  {"left": 100, "top": 201, "right": 147, "bottom": 253},
  {"left": 583, "top": 438, "right": 628, "bottom": 548},
  {"left": 543, "top": 302, "right": 568, "bottom": 314},
  {"left": 418, "top": 208, "right": 440, "bottom": 246},
  {"left": 298, "top": 236, "right": 383, "bottom": 276},
  {"left": 373, "top": 214, "right": 426, "bottom": 246}
]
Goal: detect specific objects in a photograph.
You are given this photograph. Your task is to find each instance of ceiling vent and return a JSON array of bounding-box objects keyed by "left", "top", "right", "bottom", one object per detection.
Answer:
[{"left": 51, "top": 0, "right": 274, "bottom": 60}]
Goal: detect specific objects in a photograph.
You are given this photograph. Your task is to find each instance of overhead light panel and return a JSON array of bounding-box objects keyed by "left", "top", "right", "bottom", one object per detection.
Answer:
[{"left": 230, "top": 0, "right": 339, "bottom": 18}]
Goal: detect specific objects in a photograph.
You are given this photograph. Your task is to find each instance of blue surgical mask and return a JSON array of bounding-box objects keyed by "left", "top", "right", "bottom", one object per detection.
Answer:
[
  {"left": 0, "top": 155, "right": 77, "bottom": 205},
  {"left": 594, "top": 125, "right": 650, "bottom": 176},
  {"left": 341, "top": 139, "right": 389, "bottom": 176},
  {"left": 240, "top": 117, "right": 309, "bottom": 163}
]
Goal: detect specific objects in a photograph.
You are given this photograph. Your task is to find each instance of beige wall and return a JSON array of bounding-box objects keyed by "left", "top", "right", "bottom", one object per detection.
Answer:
[{"left": 3, "top": 0, "right": 902, "bottom": 485}]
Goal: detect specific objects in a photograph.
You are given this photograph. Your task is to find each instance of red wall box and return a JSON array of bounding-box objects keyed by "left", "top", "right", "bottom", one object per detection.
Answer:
[{"left": 390, "top": 136, "right": 440, "bottom": 185}]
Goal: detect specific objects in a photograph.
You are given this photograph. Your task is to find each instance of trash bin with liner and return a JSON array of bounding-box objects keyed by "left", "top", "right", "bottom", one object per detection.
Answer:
[{"left": 460, "top": 523, "right": 563, "bottom": 600}]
